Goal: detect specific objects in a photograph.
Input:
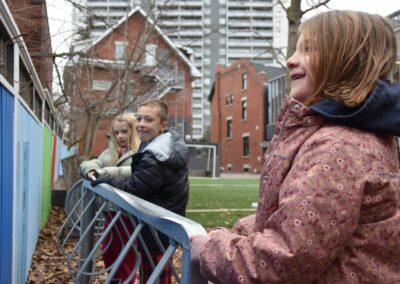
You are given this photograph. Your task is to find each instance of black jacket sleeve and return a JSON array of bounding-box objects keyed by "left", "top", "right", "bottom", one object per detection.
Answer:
[{"left": 108, "top": 153, "right": 165, "bottom": 199}]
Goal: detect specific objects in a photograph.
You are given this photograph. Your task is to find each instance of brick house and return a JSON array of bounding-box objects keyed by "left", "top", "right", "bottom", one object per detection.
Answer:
[
  {"left": 6, "top": 0, "right": 53, "bottom": 93},
  {"left": 64, "top": 6, "right": 201, "bottom": 156},
  {"left": 209, "top": 59, "right": 285, "bottom": 174}
]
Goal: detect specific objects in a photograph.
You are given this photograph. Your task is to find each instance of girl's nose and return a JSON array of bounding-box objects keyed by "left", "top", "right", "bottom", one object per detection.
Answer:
[{"left": 286, "top": 54, "right": 298, "bottom": 69}]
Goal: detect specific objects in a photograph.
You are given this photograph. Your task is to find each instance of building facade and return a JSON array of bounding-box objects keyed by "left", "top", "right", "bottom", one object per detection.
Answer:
[
  {"left": 66, "top": 6, "right": 200, "bottom": 156},
  {"left": 6, "top": 0, "right": 53, "bottom": 93},
  {"left": 71, "top": 0, "right": 288, "bottom": 139},
  {"left": 209, "top": 59, "right": 285, "bottom": 173}
]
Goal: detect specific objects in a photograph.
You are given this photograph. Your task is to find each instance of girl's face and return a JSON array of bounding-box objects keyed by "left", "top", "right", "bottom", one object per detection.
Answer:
[
  {"left": 287, "top": 34, "right": 315, "bottom": 103},
  {"left": 135, "top": 105, "right": 167, "bottom": 142},
  {"left": 113, "top": 121, "right": 131, "bottom": 148}
]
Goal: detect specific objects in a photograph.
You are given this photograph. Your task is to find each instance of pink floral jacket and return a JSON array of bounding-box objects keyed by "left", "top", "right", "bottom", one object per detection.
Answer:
[{"left": 199, "top": 97, "right": 400, "bottom": 283}]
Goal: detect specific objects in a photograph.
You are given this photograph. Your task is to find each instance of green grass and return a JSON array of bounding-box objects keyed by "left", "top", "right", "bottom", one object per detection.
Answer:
[{"left": 186, "top": 177, "right": 259, "bottom": 228}]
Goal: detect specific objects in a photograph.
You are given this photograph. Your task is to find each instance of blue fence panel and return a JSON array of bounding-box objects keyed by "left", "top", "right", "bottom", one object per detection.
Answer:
[
  {"left": 54, "top": 136, "right": 62, "bottom": 185},
  {"left": 0, "top": 85, "right": 14, "bottom": 284},
  {"left": 16, "top": 102, "right": 43, "bottom": 283},
  {"left": 55, "top": 136, "right": 71, "bottom": 182}
]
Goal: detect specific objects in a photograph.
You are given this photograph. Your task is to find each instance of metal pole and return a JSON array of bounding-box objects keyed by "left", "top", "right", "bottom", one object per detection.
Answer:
[{"left": 78, "top": 187, "right": 95, "bottom": 284}]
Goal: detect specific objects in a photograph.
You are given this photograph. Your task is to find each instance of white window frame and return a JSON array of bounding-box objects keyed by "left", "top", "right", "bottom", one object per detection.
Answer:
[
  {"left": 92, "top": 80, "right": 112, "bottom": 91},
  {"left": 115, "top": 41, "right": 126, "bottom": 60},
  {"left": 145, "top": 44, "right": 157, "bottom": 66}
]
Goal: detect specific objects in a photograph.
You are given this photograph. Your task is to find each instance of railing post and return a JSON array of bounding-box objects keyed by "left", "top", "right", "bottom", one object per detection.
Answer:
[
  {"left": 79, "top": 187, "right": 95, "bottom": 284},
  {"left": 59, "top": 183, "right": 209, "bottom": 283},
  {"left": 182, "top": 247, "right": 208, "bottom": 284}
]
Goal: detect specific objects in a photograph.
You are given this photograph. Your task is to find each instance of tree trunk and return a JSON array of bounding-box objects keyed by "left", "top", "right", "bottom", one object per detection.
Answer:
[
  {"left": 286, "top": 0, "right": 302, "bottom": 59},
  {"left": 83, "top": 112, "right": 101, "bottom": 158},
  {"left": 61, "top": 155, "right": 83, "bottom": 191}
]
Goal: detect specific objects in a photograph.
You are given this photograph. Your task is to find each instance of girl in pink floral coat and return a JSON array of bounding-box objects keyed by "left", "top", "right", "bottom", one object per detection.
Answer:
[{"left": 191, "top": 10, "right": 400, "bottom": 283}]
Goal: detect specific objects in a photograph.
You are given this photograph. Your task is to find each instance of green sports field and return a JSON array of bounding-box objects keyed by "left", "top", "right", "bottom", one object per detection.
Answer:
[{"left": 186, "top": 177, "right": 259, "bottom": 228}]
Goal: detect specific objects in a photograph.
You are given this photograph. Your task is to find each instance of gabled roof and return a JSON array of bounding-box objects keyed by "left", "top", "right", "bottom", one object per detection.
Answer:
[{"left": 77, "top": 6, "right": 201, "bottom": 78}]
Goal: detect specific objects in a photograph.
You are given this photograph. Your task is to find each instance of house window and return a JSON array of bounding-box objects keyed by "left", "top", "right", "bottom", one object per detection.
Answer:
[
  {"left": 243, "top": 135, "right": 250, "bottom": 156},
  {"left": 0, "top": 23, "right": 14, "bottom": 85},
  {"left": 92, "top": 80, "right": 112, "bottom": 91},
  {"left": 44, "top": 102, "right": 51, "bottom": 125},
  {"left": 242, "top": 72, "right": 247, "bottom": 90},
  {"left": 115, "top": 41, "right": 126, "bottom": 60},
  {"left": 157, "top": 48, "right": 170, "bottom": 65},
  {"left": 226, "top": 118, "right": 233, "bottom": 138},
  {"left": 145, "top": 44, "right": 157, "bottom": 66},
  {"left": 34, "top": 90, "right": 43, "bottom": 121},
  {"left": 241, "top": 98, "right": 247, "bottom": 120},
  {"left": 19, "top": 63, "right": 34, "bottom": 110},
  {"left": 225, "top": 94, "right": 233, "bottom": 106}
]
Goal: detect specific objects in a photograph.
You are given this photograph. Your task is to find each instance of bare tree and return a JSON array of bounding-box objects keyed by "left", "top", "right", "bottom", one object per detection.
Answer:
[
  {"left": 62, "top": 4, "right": 197, "bottom": 159},
  {"left": 276, "top": 0, "right": 331, "bottom": 59}
]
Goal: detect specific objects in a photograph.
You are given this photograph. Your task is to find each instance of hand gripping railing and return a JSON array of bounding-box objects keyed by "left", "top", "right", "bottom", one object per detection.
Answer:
[{"left": 57, "top": 180, "right": 208, "bottom": 284}]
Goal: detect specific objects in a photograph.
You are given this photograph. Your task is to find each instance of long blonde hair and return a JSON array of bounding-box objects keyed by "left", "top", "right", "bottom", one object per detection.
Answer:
[
  {"left": 109, "top": 113, "right": 140, "bottom": 164},
  {"left": 299, "top": 10, "right": 397, "bottom": 107}
]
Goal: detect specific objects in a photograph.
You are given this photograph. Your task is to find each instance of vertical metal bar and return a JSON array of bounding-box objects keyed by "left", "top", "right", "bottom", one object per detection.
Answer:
[
  {"left": 146, "top": 244, "right": 177, "bottom": 284},
  {"left": 105, "top": 222, "right": 144, "bottom": 283},
  {"left": 181, "top": 247, "right": 207, "bottom": 284},
  {"left": 78, "top": 188, "right": 95, "bottom": 284}
]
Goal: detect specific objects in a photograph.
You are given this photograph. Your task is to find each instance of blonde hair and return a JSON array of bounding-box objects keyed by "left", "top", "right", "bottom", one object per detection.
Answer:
[
  {"left": 109, "top": 113, "right": 140, "bottom": 164},
  {"left": 300, "top": 10, "right": 397, "bottom": 107}
]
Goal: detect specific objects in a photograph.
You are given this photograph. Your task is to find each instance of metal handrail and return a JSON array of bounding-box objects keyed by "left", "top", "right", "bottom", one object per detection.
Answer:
[{"left": 58, "top": 180, "right": 207, "bottom": 284}]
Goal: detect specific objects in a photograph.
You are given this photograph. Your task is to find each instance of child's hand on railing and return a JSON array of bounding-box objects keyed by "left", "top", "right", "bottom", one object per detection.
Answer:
[
  {"left": 86, "top": 170, "right": 98, "bottom": 181},
  {"left": 190, "top": 235, "right": 211, "bottom": 266},
  {"left": 90, "top": 177, "right": 112, "bottom": 187}
]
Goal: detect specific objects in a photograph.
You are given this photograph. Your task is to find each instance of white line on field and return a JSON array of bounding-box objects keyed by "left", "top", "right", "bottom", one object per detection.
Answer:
[
  {"left": 190, "top": 184, "right": 257, "bottom": 187},
  {"left": 187, "top": 208, "right": 256, "bottom": 212}
]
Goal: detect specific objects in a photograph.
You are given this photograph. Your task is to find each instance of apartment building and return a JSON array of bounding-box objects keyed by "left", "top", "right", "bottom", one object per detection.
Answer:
[{"left": 72, "top": 0, "right": 288, "bottom": 139}]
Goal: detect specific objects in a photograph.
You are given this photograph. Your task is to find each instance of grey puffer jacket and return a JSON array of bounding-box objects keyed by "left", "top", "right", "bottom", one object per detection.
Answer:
[{"left": 79, "top": 148, "right": 135, "bottom": 179}]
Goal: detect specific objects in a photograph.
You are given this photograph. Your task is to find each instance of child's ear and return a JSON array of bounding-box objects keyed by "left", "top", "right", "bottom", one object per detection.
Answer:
[{"left": 162, "top": 120, "right": 168, "bottom": 131}]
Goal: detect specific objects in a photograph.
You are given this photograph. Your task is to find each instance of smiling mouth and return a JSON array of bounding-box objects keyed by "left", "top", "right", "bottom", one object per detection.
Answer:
[{"left": 291, "top": 74, "right": 305, "bottom": 80}]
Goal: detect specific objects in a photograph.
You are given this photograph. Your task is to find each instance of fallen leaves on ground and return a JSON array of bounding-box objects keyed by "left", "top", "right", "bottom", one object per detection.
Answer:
[
  {"left": 27, "top": 206, "right": 74, "bottom": 284},
  {"left": 27, "top": 206, "right": 184, "bottom": 283}
]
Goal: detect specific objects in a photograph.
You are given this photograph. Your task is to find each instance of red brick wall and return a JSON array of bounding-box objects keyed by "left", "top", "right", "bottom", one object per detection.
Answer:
[
  {"left": 7, "top": 0, "right": 53, "bottom": 92},
  {"left": 67, "top": 11, "right": 193, "bottom": 157},
  {"left": 210, "top": 59, "right": 266, "bottom": 173}
]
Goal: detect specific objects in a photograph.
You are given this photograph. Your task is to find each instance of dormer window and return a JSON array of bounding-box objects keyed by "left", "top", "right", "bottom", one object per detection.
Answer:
[
  {"left": 145, "top": 44, "right": 157, "bottom": 66},
  {"left": 115, "top": 41, "right": 126, "bottom": 60},
  {"left": 242, "top": 72, "right": 247, "bottom": 90}
]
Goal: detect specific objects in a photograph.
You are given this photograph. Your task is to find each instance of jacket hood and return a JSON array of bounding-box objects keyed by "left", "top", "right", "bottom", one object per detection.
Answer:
[
  {"left": 141, "top": 130, "right": 189, "bottom": 169},
  {"left": 310, "top": 80, "right": 400, "bottom": 137}
]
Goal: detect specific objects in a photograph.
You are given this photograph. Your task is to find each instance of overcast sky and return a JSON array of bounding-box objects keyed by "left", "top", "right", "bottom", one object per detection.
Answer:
[{"left": 46, "top": 0, "right": 400, "bottom": 54}]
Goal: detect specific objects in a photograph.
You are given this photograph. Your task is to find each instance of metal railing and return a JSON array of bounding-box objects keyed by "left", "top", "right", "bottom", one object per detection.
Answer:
[{"left": 58, "top": 180, "right": 208, "bottom": 284}]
